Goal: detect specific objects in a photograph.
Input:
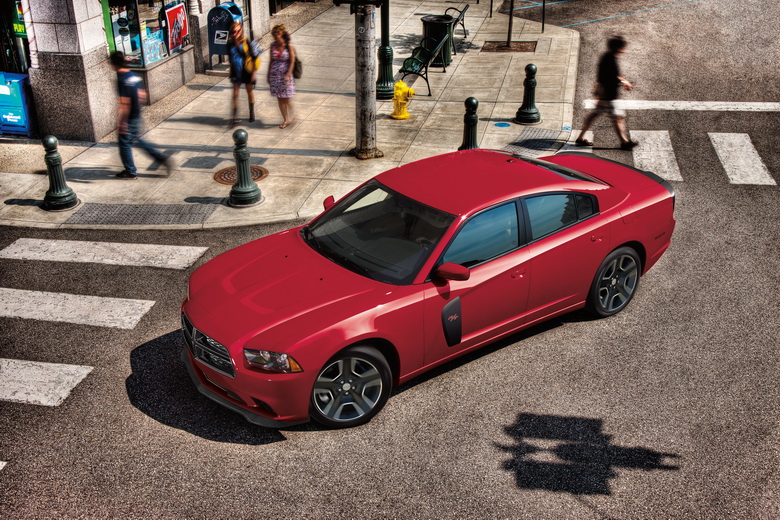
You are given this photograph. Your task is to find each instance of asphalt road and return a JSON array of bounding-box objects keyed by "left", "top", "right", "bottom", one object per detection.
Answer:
[{"left": 1, "top": 1, "right": 778, "bottom": 518}]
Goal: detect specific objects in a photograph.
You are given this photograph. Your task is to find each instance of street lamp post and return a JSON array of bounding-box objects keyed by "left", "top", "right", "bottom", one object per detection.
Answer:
[{"left": 376, "top": 0, "right": 394, "bottom": 100}]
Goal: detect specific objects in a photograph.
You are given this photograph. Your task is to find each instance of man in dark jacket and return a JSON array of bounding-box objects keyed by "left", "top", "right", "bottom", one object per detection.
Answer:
[
  {"left": 575, "top": 36, "right": 638, "bottom": 150},
  {"left": 110, "top": 51, "right": 171, "bottom": 179}
]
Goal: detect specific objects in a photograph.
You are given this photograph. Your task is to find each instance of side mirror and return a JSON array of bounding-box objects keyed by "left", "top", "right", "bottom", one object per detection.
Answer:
[
  {"left": 435, "top": 262, "right": 470, "bottom": 281},
  {"left": 323, "top": 195, "right": 335, "bottom": 210}
]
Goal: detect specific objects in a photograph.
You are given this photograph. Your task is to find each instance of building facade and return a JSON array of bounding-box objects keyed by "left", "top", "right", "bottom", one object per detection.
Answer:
[{"left": 1, "top": 0, "right": 274, "bottom": 142}]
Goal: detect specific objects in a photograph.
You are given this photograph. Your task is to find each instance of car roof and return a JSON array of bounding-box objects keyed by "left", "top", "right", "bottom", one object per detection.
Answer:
[{"left": 376, "top": 149, "right": 604, "bottom": 216}]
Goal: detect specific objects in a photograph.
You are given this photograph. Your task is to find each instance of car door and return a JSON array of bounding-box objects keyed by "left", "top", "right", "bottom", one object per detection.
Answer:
[
  {"left": 522, "top": 192, "right": 610, "bottom": 324},
  {"left": 423, "top": 202, "right": 531, "bottom": 366}
]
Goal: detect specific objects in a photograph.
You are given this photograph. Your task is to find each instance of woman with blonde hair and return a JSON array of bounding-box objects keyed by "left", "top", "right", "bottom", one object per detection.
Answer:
[
  {"left": 228, "top": 21, "right": 261, "bottom": 127},
  {"left": 267, "top": 24, "right": 296, "bottom": 128}
]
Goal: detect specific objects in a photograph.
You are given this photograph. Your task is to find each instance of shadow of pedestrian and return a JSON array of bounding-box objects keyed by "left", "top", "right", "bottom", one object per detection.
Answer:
[
  {"left": 495, "top": 413, "right": 680, "bottom": 495},
  {"left": 125, "top": 331, "right": 286, "bottom": 445}
]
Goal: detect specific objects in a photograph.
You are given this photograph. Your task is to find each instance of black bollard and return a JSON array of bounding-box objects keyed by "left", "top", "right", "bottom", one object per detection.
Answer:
[
  {"left": 458, "top": 97, "right": 479, "bottom": 151},
  {"left": 514, "top": 63, "right": 541, "bottom": 125},
  {"left": 228, "top": 129, "right": 262, "bottom": 207},
  {"left": 42, "top": 135, "right": 79, "bottom": 211}
]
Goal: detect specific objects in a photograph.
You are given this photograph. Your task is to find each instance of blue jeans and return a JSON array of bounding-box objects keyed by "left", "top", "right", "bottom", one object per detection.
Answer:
[{"left": 118, "top": 117, "right": 166, "bottom": 175}]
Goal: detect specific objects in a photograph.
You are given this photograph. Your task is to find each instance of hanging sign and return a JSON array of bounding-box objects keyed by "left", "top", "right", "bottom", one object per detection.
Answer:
[
  {"left": 165, "top": 3, "right": 189, "bottom": 52},
  {"left": 13, "top": 0, "right": 27, "bottom": 38}
]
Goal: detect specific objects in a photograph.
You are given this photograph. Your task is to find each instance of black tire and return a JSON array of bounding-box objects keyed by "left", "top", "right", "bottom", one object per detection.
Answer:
[
  {"left": 310, "top": 346, "right": 392, "bottom": 428},
  {"left": 587, "top": 247, "right": 642, "bottom": 317}
]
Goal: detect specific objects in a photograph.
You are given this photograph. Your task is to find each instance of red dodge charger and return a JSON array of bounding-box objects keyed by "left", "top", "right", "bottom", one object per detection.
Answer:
[{"left": 181, "top": 149, "right": 676, "bottom": 428}]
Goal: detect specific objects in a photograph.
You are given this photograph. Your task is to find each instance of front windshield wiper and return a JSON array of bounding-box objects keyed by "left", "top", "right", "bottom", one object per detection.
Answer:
[{"left": 321, "top": 248, "right": 375, "bottom": 280}]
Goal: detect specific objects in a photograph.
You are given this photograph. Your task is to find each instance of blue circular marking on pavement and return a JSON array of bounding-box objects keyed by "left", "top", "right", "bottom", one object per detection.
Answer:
[{"left": 495, "top": 122, "right": 511, "bottom": 127}]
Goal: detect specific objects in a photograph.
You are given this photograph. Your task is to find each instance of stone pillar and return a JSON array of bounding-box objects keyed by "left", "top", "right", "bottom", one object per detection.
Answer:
[{"left": 26, "top": 0, "right": 114, "bottom": 142}]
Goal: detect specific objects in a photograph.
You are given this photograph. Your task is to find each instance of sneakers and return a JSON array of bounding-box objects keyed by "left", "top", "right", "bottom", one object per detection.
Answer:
[
  {"left": 620, "top": 140, "right": 639, "bottom": 150},
  {"left": 116, "top": 170, "right": 138, "bottom": 180}
]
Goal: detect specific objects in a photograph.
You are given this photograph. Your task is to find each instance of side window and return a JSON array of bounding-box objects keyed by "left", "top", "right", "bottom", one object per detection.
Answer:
[
  {"left": 525, "top": 194, "right": 577, "bottom": 240},
  {"left": 576, "top": 194, "right": 595, "bottom": 219},
  {"left": 442, "top": 203, "right": 519, "bottom": 267}
]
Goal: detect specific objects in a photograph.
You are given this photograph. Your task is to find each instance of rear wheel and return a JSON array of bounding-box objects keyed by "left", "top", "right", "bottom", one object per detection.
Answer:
[
  {"left": 588, "top": 247, "right": 641, "bottom": 317},
  {"left": 310, "top": 346, "right": 392, "bottom": 428}
]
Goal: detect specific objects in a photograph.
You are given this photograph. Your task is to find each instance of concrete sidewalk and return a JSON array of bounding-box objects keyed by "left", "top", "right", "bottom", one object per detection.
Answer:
[{"left": 0, "top": 0, "right": 579, "bottom": 230}]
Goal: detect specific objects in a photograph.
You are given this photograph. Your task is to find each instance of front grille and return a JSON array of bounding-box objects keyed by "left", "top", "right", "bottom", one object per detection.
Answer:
[{"left": 181, "top": 312, "right": 235, "bottom": 378}]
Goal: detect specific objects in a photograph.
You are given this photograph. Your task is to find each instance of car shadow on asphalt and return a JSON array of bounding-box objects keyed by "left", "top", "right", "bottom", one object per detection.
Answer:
[{"left": 125, "top": 330, "right": 287, "bottom": 444}]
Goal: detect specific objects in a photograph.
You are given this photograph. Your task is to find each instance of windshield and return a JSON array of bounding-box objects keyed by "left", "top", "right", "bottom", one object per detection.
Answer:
[{"left": 304, "top": 180, "right": 455, "bottom": 285}]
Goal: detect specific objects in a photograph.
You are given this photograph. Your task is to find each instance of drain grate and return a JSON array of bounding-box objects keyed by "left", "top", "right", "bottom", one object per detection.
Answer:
[
  {"left": 65, "top": 203, "right": 219, "bottom": 226},
  {"left": 481, "top": 41, "right": 537, "bottom": 53},
  {"left": 503, "top": 128, "right": 565, "bottom": 157},
  {"left": 214, "top": 165, "right": 269, "bottom": 185}
]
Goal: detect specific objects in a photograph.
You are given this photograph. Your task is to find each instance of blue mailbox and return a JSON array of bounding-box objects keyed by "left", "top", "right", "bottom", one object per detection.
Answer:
[
  {"left": 207, "top": 2, "right": 243, "bottom": 69},
  {"left": 0, "top": 72, "right": 33, "bottom": 137}
]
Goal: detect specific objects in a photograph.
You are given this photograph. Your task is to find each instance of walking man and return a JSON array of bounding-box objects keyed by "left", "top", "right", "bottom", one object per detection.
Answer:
[
  {"left": 576, "top": 36, "right": 638, "bottom": 150},
  {"left": 110, "top": 51, "right": 171, "bottom": 179}
]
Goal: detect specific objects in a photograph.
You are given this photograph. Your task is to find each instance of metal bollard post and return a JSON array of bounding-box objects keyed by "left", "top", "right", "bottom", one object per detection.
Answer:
[
  {"left": 42, "top": 135, "right": 79, "bottom": 211},
  {"left": 514, "top": 64, "right": 541, "bottom": 125},
  {"left": 228, "top": 129, "right": 262, "bottom": 207},
  {"left": 458, "top": 97, "right": 479, "bottom": 151}
]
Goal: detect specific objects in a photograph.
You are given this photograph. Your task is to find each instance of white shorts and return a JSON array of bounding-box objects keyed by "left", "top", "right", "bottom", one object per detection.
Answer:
[{"left": 595, "top": 100, "right": 626, "bottom": 119}]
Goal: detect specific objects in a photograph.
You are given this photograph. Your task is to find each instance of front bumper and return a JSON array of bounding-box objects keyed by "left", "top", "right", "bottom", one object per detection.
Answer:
[{"left": 181, "top": 348, "right": 308, "bottom": 429}]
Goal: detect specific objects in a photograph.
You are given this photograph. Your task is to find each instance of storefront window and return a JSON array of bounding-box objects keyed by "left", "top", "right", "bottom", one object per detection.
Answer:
[{"left": 105, "top": 1, "right": 189, "bottom": 68}]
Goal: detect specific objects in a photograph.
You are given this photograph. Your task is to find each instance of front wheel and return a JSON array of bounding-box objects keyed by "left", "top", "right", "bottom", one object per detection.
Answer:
[
  {"left": 587, "top": 247, "right": 642, "bottom": 317},
  {"left": 310, "top": 346, "right": 392, "bottom": 428}
]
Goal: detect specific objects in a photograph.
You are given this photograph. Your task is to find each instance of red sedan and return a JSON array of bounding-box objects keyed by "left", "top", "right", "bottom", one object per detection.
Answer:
[{"left": 181, "top": 150, "right": 675, "bottom": 428}]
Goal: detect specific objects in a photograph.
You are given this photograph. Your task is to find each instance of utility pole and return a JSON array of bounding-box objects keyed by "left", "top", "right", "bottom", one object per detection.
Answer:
[{"left": 334, "top": 0, "right": 384, "bottom": 160}]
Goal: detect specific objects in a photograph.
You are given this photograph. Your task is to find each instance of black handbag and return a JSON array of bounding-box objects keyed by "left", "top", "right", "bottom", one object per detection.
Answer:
[{"left": 293, "top": 56, "right": 302, "bottom": 79}]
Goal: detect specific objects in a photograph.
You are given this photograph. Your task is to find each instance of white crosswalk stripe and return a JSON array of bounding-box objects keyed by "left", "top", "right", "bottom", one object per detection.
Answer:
[
  {"left": 708, "top": 133, "right": 777, "bottom": 185},
  {"left": 0, "top": 358, "right": 93, "bottom": 406},
  {"left": 630, "top": 130, "right": 684, "bottom": 182},
  {"left": 0, "top": 239, "right": 207, "bottom": 270},
  {"left": 0, "top": 288, "right": 155, "bottom": 329},
  {"left": 584, "top": 100, "right": 780, "bottom": 112}
]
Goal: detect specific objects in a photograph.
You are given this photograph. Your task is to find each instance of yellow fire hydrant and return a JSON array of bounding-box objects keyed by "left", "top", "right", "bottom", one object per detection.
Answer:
[{"left": 391, "top": 80, "right": 415, "bottom": 120}]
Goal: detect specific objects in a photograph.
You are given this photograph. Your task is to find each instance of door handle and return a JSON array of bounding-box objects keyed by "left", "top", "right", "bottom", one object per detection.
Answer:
[
  {"left": 511, "top": 268, "right": 526, "bottom": 279},
  {"left": 590, "top": 234, "right": 604, "bottom": 243}
]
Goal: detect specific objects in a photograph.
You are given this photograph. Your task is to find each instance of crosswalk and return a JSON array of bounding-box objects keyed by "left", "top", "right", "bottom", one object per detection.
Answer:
[
  {"left": 561, "top": 130, "right": 777, "bottom": 186},
  {"left": 0, "top": 288, "right": 156, "bottom": 329},
  {"left": 0, "top": 239, "right": 207, "bottom": 418},
  {"left": 0, "top": 239, "right": 208, "bottom": 270},
  {"left": 707, "top": 133, "right": 776, "bottom": 185},
  {"left": 630, "top": 130, "right": 684, "bottom": 182},
  {"left": 0, "top": 358, "right": 93, "bottom": 406}
]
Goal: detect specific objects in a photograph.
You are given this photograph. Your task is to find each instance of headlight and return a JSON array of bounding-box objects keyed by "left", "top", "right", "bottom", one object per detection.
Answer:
[{"left": 243, "top": 349, "right": 303, "bottom": 373}]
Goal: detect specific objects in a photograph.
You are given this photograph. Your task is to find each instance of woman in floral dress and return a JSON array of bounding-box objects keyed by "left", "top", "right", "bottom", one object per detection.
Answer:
[{"left": 267, "top": 24, "right": 296, "bottom": 129}]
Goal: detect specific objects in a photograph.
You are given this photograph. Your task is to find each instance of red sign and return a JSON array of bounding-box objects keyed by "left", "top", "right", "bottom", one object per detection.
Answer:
[{"left": 165, "top": 4, "right": 188, "bottom": 52}]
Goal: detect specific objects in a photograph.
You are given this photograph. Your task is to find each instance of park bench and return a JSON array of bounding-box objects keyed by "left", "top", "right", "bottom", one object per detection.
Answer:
[
  {"left": 398, "top": 34, "right": 450, "bottom": 96},
  {"left": 444, "top": 4, "right": 470, "bottom": 54}
]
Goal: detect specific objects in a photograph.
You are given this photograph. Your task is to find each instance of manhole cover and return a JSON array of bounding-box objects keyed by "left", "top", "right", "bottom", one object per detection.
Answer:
[
  {"left": 481, "top": 41, "right": 537, "bottom": 53},
  {"left": 214, "top": 165, "right": 269, "bottom": 185}
]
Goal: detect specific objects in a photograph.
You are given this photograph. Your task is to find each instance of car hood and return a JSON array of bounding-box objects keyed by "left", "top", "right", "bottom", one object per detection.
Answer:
[{"left": 185, "top": 228, "right": 387, "bottom": 349}]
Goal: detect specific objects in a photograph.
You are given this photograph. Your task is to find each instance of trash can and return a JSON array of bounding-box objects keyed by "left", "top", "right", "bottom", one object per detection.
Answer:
[
  {"left": 0, "top": 72, "right": 33, "bottom": 137},
  {"left": 421, "top": 14, "right": 455, "bottom": 68},
  {"left": 207, "top": 2, "right": 244, "bottom": 68}
]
